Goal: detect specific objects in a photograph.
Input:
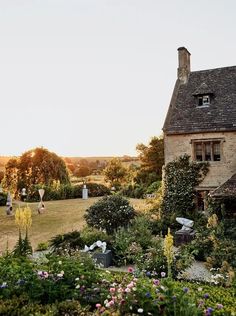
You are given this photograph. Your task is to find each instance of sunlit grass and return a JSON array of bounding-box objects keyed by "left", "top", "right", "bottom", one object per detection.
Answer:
[{"left": 0, "top": 197, "right": 148, "bottom": 253}]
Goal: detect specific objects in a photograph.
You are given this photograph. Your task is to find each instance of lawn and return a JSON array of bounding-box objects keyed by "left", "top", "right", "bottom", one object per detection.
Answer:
[{"left": 0, "top": 197, "right": 147, "bottom": 253}]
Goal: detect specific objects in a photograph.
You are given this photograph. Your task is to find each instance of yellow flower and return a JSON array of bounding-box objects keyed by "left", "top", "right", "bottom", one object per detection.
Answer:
[
  {"left": 15, "top": 206, "right": 32, "bottom": 230},
  {"left": 207, "top": 214, "right": 218, "bottom": 228},
  {"left": 164, "top": 227, "right": 174, "bottom": 265}
]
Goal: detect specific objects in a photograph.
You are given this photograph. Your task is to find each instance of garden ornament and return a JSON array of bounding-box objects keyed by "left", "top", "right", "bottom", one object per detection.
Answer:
[
  {"left": 176, "top": 217, "right": 194, "bottom": 231},
  {"left": 84, "top": 240, "right": 107, "bottom": 253},
  {"left": 38, "top": 189, "right": 45, "bottom": 214},
  {"left": 6, "top": 192, "right": 13, "bottom": 215}
]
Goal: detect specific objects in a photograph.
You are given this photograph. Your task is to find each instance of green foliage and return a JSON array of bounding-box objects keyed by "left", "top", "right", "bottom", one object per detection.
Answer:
[
  {"left": 80, "top": 226, "right": 111, "bottom": 246},
  {"left": 136, "top": 136, "right": 164, "bottom": 185},
  {"left": 13, "top": 231, "right": 32, "bottom": 257},
  {"left": 84, "top": 194, "right": 136, "bottom": 234},
  {"left": 0, "top": 253, "right": 235, "bottom": 315},
  {"left": 0, "top": 253, "right": 98, "bottom": 305},
  {"left": 37, "top": 242, "right": 49, "bottom": 251},
  {"left": 162, "top": 154, "right": 209, "bottom": 216},
  {"left": 186, "top": 215, "right": 236, "bottom": 271},
  {"left": 50, "top": 231, "right": 84, "bottom": 255},
  {"left": 120, "top": 181, "right": 161, "bottom": 199},
  {"left": 26, "top": 182, "right": 110, "bottom": 202},
  {"left": 103, "top": 158, "right": 127, "bottom": 188},
  {"left": 120, "top": 183, "right": 145, "bottom": 198},
  {"left": 0, "top": 192, "right": 7, "bottom": 206}
]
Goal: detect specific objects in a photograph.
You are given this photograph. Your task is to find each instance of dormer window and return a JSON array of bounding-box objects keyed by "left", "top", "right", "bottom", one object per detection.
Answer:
[{"left": 198, "top": 95, "right": 210, "bottom": 106}]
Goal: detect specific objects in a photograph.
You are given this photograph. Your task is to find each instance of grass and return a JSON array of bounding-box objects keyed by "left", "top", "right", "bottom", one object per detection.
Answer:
[{"left": 0, "top": 197, "right": 148, "bottom": 253}]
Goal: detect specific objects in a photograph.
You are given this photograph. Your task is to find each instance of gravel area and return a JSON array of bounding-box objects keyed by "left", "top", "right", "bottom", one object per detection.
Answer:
[{"left": 179, "top": 261, "right": 212, "bottom": 281}]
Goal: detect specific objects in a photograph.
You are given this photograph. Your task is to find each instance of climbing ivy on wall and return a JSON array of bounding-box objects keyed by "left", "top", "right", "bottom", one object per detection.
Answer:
[{"left": 161, "top": 155, "right": 209, "bottom": 217}]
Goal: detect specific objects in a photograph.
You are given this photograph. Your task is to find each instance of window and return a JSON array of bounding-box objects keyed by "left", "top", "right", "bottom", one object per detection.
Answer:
[
  {"left": 198, "top": 95, "right": 210, "bottom": 106},
  {"left": 193, "top": 141, "right": 221, "bottom": 161}
]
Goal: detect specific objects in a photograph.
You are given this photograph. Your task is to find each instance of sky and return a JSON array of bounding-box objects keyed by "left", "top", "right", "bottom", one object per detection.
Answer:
[{"left": 0, "top": 0, "right": 236, "bottom": 157}]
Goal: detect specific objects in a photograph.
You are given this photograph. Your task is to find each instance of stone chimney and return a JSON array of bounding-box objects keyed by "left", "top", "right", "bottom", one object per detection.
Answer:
[{"left": 177, "top": 47, "right": 191, "bottom": 84}]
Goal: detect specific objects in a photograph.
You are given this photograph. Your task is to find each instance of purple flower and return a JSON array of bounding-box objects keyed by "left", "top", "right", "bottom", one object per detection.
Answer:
[
  {"left": 205, "top": 307, "right": 214, "bottom": 315},
  {"left": 145, "top": 292, "right": 151, "bottom": 298},
  {"left": 146, "top": 271, "right": 151, "bottom": 277},
  {"left": 204, "top": 293, "right": 210, "bottom": 299},
  {"left": 172, "top": 295, "right": 177, "bottom": 301},
  {"left": 216, "top": 303, "right": 223, "bottom": 309},
  {"left": 161, "top": 272, "right": 166, "bottom": 278},
  {"left": 153, "top": 279, "right": 160, "bottom": 286},
  {"left": 183, "top": 287, "right": 189, "bottom": 293}
]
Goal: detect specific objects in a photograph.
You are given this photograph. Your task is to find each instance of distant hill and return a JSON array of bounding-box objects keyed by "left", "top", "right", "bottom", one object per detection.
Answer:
[{"left": 0, "top": 155, "right": 140, "bottom": 171}]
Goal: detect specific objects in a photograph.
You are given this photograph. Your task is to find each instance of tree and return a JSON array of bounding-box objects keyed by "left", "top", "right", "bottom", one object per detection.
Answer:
[
  {"left": 103, "top": 158, "right": 127, "bottom": 188},
  {"left": 3, "top": 147, "right": 70, "bottom": 196},
  {"left": 0, "top": 171, "right": 5, "bottom": 183},
  {"left": 136, "top": 136, "right": 164, "bottom": 185},
  {"left": 2, "top": 158, "right": 18, "bottom": 195},
  {"left": 74, "top": 165, "right": 91, "bottom": 178}
]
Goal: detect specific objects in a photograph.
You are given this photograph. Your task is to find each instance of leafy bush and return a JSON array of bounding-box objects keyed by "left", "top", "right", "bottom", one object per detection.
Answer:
[
  {"left": 80, "top": 226, "right": 111, "bottom": 246},
  {"left": 120, "top": 184, "right": 145, "bottom": 198},
  {"left": 50, "top": 231, "right": 84, "bottom": 255},
  {"left": 145, "top": 180, "right": 161, "bottom": 194},
  {"left": 0, "top": 253, "right": 98, "bottom": 304},
  {"left": 84, "top": 194, "right": 136, "bottom": 234},
  {"left": 36, "top": 242, "right": 49, "bottom": 251}
]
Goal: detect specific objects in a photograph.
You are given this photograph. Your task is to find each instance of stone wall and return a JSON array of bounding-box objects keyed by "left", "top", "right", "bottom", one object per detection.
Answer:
[{"left": 164, "top": 131, "right": 236, "bottom": 188}]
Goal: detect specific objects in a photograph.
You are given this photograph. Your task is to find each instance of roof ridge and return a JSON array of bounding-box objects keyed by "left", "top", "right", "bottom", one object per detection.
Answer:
[{"left": 191, "top": 65, "right": 236, "bottom": 74}]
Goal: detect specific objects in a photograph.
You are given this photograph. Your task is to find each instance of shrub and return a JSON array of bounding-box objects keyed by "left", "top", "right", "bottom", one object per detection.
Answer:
[
  {"left": 80, "top": 226, "right": 111, "bottom": 246},
  {"left": 84, "top": 194, "right": 136, "bottom": 234},
  {"left": 50, "top": 231, "right": 84, "bottom": 255},
  {"left": 26, "top": 183, "right": 110, "bottom": 202},
  {"left": 145, "top": 180, "right": 161, "bottom": 194},
  {"left": 36, "top": 242, "right": 49, "bottom": 251},
  {"left": 120, "top": 184, "right": 145, "bottom": 199}
]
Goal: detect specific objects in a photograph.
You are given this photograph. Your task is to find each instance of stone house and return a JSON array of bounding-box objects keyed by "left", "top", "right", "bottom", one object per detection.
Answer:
[{"left": 163, "top": 47, "right": 236, "bottom": 212}]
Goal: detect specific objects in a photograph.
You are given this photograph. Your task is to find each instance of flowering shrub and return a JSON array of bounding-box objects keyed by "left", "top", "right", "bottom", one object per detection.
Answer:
[
  {"left": 85, "top": 195, "right": 136, "bottom": 234},
  {"left": 0, "top": 254, "right": 235, "bottom": 315}
]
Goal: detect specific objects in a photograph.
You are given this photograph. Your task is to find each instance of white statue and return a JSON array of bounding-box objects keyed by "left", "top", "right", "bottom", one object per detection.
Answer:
[
  {"left": 176, "top": 217, "right": 194, "bottom": 231},
  {"left": 84, "top": 240, "right": 107, "bottom": 253}
]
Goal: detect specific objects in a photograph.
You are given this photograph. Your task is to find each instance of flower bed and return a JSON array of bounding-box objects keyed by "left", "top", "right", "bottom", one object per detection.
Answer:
[{"left": 0, "top": 254, "right": 235, "bottom": 315}]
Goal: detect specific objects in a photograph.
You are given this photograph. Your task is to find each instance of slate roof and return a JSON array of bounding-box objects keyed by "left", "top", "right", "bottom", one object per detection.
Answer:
[
  {"left": 163, "top": 66, "right": 236, "bottom": 134},
  {"left": 210, "top": 174, "right": 236, "bottom": 198}
]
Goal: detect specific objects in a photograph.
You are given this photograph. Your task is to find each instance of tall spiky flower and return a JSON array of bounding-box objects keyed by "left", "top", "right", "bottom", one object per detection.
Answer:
[
  {"left": 14, "top": 206, "right": 32, "bottom": 256},
  {"left": 164, "top": 227, "right": 174, "bottom": 278}
]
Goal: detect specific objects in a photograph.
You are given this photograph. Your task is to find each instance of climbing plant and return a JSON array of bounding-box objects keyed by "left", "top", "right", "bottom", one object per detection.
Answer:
[{"left": 161, "top": 155, "right": 209, "bottom": 217}]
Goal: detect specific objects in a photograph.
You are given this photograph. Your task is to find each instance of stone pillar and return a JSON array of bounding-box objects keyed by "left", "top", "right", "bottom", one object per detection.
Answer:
[{"left": 82, "top": 185, "right": 88, "bottom": 199}]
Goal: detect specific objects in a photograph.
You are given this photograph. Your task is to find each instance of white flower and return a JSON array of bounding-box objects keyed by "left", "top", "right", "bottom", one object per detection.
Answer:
[
  {"left": 75, "top": 277, "right": 80, "bottom": 281},
  {"left": 75, "top": 284, "right": 80, "bottom": 289},
  {"left": 58, "top": 261, "right": 62, "bottom": 265},
  {"left": 137, "top": 308, "right": 144, "bottom": 313}
]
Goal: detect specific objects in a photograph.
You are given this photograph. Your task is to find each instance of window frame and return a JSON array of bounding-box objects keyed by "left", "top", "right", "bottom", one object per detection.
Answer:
[
  {"left": 191, "top": 138, "right": 224, "bottom": 162},
  {"left": 197, "top": 94, "right": 211, "bottom": 107}
]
